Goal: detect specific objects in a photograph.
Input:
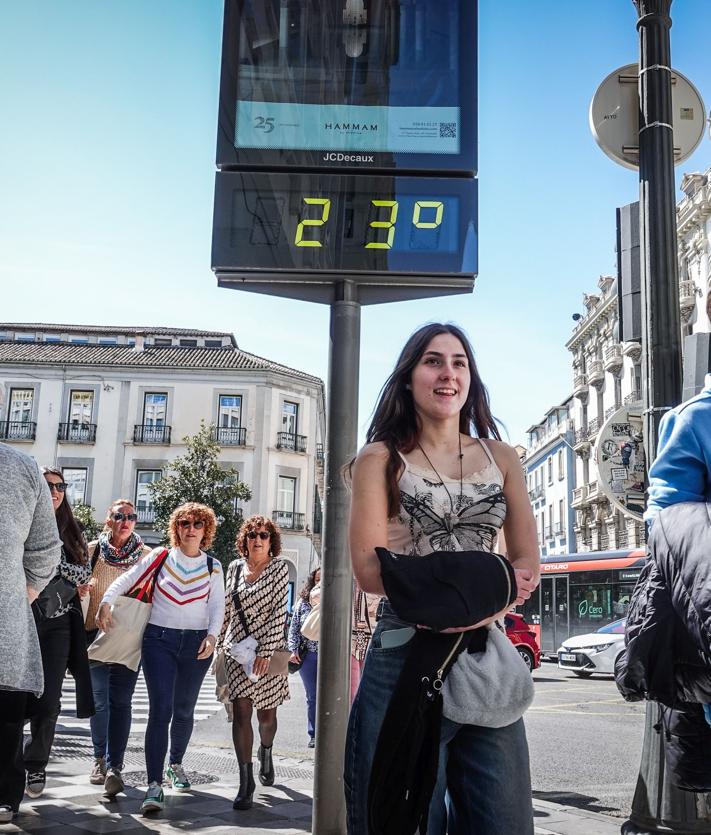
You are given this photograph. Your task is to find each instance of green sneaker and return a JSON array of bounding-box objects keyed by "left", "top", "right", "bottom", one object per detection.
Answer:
[
  {"left": 166, "top": 763, "right": 190, "bottom": 792},
  {"left": 141, "top": 782, "right": 164, "bottom": 814}
]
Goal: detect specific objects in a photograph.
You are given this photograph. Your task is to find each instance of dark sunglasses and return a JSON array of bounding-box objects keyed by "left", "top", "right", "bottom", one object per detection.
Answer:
[
  {"left": 112, "top": 512, "right": 138, "bottom": 522},
  {"left": 46, "top": 482, "right": 67, "bottom": 493},
  {"left": 178, "top": 519, "right": 205, "bottom": 530},
  {"left": 247, "top": 530, "right": 270, "bottom": 540}
]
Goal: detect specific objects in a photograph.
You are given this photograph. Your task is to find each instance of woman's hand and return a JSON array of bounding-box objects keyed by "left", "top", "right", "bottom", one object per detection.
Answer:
[
  {"left": 77, "top": 583, "right": 91, "bottom": 598},
  {"left": 96, "top": 602, "right": 113, "bottom": 632},
  {"left": 289, "top": 651, "right": 301, "bottom": 664},
  {"left": 513, "top": 568, "right": 537, "bottom": 606},
  {"left": 197, "top": 634, "right": 216, "bottom": 660},
  {"left": 253, "top": 656, "right": 270, "bottom": 677}
]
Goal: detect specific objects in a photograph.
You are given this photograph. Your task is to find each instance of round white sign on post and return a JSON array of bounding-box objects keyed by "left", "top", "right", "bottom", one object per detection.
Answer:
[
  {"left": 589, "top": 63, "right": 706, "bottom": 170},
  {"left": 595, "top": 404, "right": 646, "bottom": 522}
]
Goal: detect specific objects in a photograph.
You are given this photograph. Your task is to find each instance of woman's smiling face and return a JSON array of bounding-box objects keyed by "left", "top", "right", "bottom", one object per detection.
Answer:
[{"left": 409, "top": 332, "right": 471, "bottom": 423}]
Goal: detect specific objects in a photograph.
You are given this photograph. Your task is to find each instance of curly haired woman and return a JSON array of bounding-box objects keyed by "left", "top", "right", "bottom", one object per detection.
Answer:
[
  {"left": 217, "top": 514, "right": 290, "bottom": 811},
  {"left": 98, "top": 502, "right": 225, "bottom": 815}
]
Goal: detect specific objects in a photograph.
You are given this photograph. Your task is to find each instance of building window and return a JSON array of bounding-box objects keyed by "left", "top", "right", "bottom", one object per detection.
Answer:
[
  {"left": 8, "top": 388, "right": 33, "bottom": 423},
  {"left": 282, "top": 401, "right": 299, "bottom": 435},
  {"left": 69, "top": 390, "right": 94, "bottom": 424},
  {"left": 63, "top": 468, "right": 87, "bottom": 507},
  {"left": 70, "top": 337, "right": 89, "bottom": 344},
  {"left": 16, "top": 335, "right": 35, "bottom": 342},
  {"left": 154, "top": 338, "right": 172, "bottom": 347},
  {"left": 557, "top": 450, "right": 564, "bottom": 480},
  {"left": 136, "top": 470, "right": 161, "bottom": 522},
  {"left": 44, "top": 335, "right": 60, "bottom": 343},
  {"left": 143, "top": 393, "right": 167, "bottom": 427},
  {"left": 206, "top": 339, "right": 223, "bottom": 348},
  {"left": 219, "top": 395, "right": 242, "bottom": 427},
  {"left": 98, "top": 338, "right": 117, "bottom": 345},
  {"left": 547, "top": 458, "right": 553, "bottom": 484},
  {"left": 179, "top": 339, "right": 198, "bottom": 347},
  {"left": 277, "top": 476, "right": 296, "bottom": 514},
  {"left": 559, "top": 499, "right": 565, "bottom": 531}
]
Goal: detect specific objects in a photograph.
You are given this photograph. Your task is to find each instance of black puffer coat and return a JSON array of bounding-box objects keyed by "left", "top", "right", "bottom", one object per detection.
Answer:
[{"left": 615, "top": 502, "right": 711, "bottom": 791}]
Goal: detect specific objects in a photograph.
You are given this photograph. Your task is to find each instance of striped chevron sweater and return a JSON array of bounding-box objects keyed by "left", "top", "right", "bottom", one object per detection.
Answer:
[{"left": 101, "top": 547, "right": 225, "bottom": 636}]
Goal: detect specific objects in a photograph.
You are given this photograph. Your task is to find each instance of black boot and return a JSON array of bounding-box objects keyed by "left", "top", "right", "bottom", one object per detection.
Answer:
[
  {"left": 257, "top": 744, "right": 275, "bottom": 786},
  {"left": 233, "top": 762, "right": 255, "bottom": 810}
]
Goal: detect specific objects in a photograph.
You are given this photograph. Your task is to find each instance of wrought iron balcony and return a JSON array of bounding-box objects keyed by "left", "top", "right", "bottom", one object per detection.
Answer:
[
  {"left": 586, "top": 418, "right": 600, "bottom": 438},
  {"left": 554, "top": 523, "right": 565, "bottom": 536},
  {"left": 624, "top": 389, "right": 642, "bottom": 405},
  {"left": 0, "top": 420, "right": 36, "bottom": 441},
  {"left": 605, "top": 406, "right": 616, "bottom": 420},
  {"left": 277, "top": 432, "right": 307, "bottom": 453},
  {"left": 211, "top": 426, "right": 246, "bottom": 446},
  {"left": 133, "top": 424, "right": 172, "bottom": 444},
  {"left": 58, "top": 422, "right": 96, "bottom": 443},
  {"left": 136, "top": 508, "right": 156, "bottom": 525},
  {"left": 679, "top": 279, "right": 698, "bottom": 310},
  {"left": 528, "top": 485, "right": 544, "bottom": 501},
  {"left": 272, "top": 510, "right": 306, "bottom": 531}
]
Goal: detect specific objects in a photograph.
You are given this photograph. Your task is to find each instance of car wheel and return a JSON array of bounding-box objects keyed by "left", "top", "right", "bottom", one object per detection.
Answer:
[
  {"left": 573, "top": 669, "right": 593, "bottom": 678},
  {"left": 517, "top": 646, "right": 534, "bottom": 672}
]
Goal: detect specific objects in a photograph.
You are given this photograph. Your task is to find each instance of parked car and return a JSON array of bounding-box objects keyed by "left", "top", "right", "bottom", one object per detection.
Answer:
[
  {"left": 504, "top": 612, "right": 541, "bottom": 672},
  {"left": 557, "top": 618, "right": 627, "bottom": 677}
]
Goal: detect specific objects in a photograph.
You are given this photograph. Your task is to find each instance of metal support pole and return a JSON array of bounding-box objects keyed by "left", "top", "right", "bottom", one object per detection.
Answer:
[
  {"left": 623, "top": 2, "right": 711, "bottom": 832},
  {"left": 312, "top": 280, "right": 361, "bottom": 835}
]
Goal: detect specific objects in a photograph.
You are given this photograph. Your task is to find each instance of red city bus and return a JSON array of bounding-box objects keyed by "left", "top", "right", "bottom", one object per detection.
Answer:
[{"left": 518, "top": 548, "right": 646, "bottom": 656}]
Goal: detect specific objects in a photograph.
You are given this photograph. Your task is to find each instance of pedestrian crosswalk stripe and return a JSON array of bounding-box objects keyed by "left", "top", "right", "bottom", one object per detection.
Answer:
[{"left": 55, "top": 671, "right": 221, "bottom": 737}]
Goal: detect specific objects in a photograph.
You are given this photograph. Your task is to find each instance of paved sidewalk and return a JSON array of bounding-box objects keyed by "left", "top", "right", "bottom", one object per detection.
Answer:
[{"left": 0, "top": 750, "right": 625, "bottom": 834}]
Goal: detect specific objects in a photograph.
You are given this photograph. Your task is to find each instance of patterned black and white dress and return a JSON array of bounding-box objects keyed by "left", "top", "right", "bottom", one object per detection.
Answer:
[{"left": 219, "top": 557, "right": 290, "bottom": 709}]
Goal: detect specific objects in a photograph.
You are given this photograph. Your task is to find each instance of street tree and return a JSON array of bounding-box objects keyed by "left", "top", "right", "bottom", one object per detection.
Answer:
[
  {"left": 74, "top": 504, "right": 102, "bottom": 541},
  {"left": 149, "top": 422, "right": 252, "bottom": 568}
]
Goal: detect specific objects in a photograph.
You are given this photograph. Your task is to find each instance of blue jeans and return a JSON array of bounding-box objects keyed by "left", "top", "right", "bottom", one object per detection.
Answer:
[
  {"left": 344, "top": 605, "right": 534, "bottom": 835},
  {"left": 89, "top": 661, "right": 140, "bottom": 769},
  {"left": 141, "top": 624, "right": 211, "bottom": 784},
  {"left": 299, "top": 650, "right": 318, "bottom": 738}
]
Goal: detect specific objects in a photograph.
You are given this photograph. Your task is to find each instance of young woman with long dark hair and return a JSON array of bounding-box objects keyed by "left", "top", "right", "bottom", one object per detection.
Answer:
[
  {"left": 23, "top": 467, "right": 93, "bottom": 799},
  {"left": 346, "top": 323, "right": 540, "bottom": 835},
  {"left": 287, "top": 567, "right": 321, "bottom": 747}
]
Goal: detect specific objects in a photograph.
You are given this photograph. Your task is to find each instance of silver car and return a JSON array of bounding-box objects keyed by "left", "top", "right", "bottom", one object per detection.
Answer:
[{"left": 557, "top": 618, "right": 626, "bottom": 677}]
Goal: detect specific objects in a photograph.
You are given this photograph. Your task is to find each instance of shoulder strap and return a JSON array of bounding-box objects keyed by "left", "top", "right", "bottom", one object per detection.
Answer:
[
  {"left": 132, "top": 548, "right": 170, "bottom": 602},
  {"left": 231, "top": 561, "right": 251, "bottom": 636},
  {"left": 477, "top": 438, "right": 496, "bottom": 466},
  {"left": 91, "top": 541, "right": 101, "bottom": 570}
]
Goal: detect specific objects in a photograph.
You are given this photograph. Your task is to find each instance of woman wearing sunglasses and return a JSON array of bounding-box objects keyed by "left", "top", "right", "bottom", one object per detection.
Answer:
[
  {"left": 216, "top": 515, "right": 290, "bottom": 811},
  {"left": 22, "top": 468, "right": 93, "bottom": 800},
  {"left": 84, "top": 499, "right": 152, "bottom": 795},
  {"left": 97, "top": 502, "right": 225, "bottom": 815}
]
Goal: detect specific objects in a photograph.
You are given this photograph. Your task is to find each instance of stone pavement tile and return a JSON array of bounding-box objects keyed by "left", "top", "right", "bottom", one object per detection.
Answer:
[{"left": 262, "top": 800, "right": 312, "bottom": 821}]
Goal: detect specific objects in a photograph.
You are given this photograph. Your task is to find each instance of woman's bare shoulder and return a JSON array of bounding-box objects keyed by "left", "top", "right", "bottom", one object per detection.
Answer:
[
  {"left": 355, "top": 441, "right": 390, "bottom": 463},
  {"left": 480, "top": 439, "right": 521, "bottom": 471}
]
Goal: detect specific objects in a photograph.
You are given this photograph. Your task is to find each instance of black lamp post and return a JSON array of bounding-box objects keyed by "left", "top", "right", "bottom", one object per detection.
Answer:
[{"left": 622, "top": 2, "right": 711, "bottom": 832}]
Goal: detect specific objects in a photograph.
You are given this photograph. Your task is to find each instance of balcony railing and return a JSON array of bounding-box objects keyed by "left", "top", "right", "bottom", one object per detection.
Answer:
[
  {"left": 133, "top": 424, "right": 172, "bottom": 444},
  {"left": 588, "top": 360, "right": 605, "bottom": 388},
  {"left": 605, "top": 406, "right": 615, "bottom": 419},
  {"left": 624, "top": 390, "right": 642, "bottom": 405},
  {"left": 572, "top": 486, "right": 588, "bottom": 507},
  {"left": 272, "top": 510, "right": 306, "bottom": 531},
  {"left": 211, "top": 426, "right": 246, "bottom": 446},
  {"left": 604, "top": 344, "right": 623, "bottom": 373},
  {"left": 544, "top": 526, "right": 553, "bottom": 539},
  {"left": 587, "top": 417, "right": 600, "bottom": 438},
  {"left": 528, "top": 485, "right": 544, "bottom": 501},
  {"left": 573, "top": 374, "right": 588, "bottom": 399},
  {"left": 554, "top": 523, "right": 565, "bottom": 536},
  {"left": 277, "top": 432, "right": 307, "bottom": 453},
  {"left": 58, "top": 422, "right": 96, "bottom": 443},
  {"left": 316, "top": 443, "right": 325, "bottom": 462},
  {"left": 136, "top": 508, "right": 156, "bottom": 525},
  {"left": 588, "top": 480, "right": 600, "bottom": 501},
  {"left": 617, "top": 529, "right": 629, "bottom": 547},
  {"left": 679, "top": 279, "right": 697, "bottom": 309},
  {"left": 0, "top": 420, "right": 36, "bottom": 441}
]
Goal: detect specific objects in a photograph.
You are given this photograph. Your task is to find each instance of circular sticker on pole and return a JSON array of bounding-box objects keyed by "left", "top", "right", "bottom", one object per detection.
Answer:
[
  {"left": 595, "top": 404, "right": 646, "bottom": 521},
  {"left": 589, "top": 63, "right": 706, "bottom": 170}
]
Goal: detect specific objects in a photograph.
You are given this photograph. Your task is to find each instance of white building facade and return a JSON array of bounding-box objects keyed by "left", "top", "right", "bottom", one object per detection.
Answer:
[
  {"left": 524, "top": 399, "right": 576, "bottom": 557},
  {"left": 0, "top": 323, "right": 326, "bottom": 600}
]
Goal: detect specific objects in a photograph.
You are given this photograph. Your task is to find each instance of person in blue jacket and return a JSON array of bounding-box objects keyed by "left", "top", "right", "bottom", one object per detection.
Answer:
[
  {"left": 644, "top": 373, "right": 711, "bottom": 526},
  {"left": 287, "top": 568, "right": 320, "bottom": 748}
]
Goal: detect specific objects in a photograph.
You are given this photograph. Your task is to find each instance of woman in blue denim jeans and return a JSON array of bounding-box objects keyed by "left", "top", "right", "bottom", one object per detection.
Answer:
[
  {"left": 98, "top": 503, "right": 225, "bottom": 815},
  {"left": 347, "top": 323, "right": 540, "bottom": 835},
  {"left": 287, "top": 568, "right": 321, "bottom": 748}
]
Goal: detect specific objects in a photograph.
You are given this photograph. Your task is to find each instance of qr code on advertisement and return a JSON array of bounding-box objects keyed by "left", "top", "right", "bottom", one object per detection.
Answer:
[{"left": 439, "top": 122, "right": 457, "bottom": 138}]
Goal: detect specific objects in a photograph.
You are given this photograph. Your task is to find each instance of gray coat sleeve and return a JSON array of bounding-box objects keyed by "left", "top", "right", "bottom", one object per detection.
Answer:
[{"left": 23, "top": 463, "right": 61, "bottom": 592}]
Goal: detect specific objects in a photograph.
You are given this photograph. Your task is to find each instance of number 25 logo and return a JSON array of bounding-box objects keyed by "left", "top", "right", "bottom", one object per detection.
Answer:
[{"left": 254, "top": 116, "right": 275, "bottom": 133}]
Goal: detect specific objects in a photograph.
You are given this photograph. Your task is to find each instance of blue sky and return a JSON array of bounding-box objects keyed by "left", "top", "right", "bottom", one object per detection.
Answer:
[{"left": 1, "top": 1, "right": 709, "bottom": 445}]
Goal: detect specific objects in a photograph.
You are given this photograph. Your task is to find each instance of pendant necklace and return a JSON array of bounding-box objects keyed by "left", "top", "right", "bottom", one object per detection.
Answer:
[{"left": 417, "top": 435, "right": 464, "bottom": 534}]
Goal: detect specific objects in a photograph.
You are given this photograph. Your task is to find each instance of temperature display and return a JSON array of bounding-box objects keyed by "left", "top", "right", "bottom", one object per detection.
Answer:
[{"left": 212, "top": 171, "right": 477, "bottom": 279}]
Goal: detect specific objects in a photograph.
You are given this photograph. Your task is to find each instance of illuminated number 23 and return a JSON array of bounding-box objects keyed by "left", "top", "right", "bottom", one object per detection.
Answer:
[{"left": 294, "top": 198, "right": 444, "bottom": 248}]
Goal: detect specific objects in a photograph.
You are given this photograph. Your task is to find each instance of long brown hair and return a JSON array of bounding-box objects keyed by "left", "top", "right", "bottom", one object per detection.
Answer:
[
  {"left": 42, "top": 467, "right": 89, "bottom": 565},
  {"left": 299, "top": 567, "right": 321, "bottom": 601},
  {"left": 365, "top": 323, "right": 501, "bottom": 517}
]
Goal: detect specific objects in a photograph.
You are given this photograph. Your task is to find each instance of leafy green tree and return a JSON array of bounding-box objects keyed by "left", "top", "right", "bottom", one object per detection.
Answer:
[
  {"left": 149, "top": 422, "right": 252, "bottom": 568},
  {"left": 73, "top": 504, "right": 102, "bottom": 541}
]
